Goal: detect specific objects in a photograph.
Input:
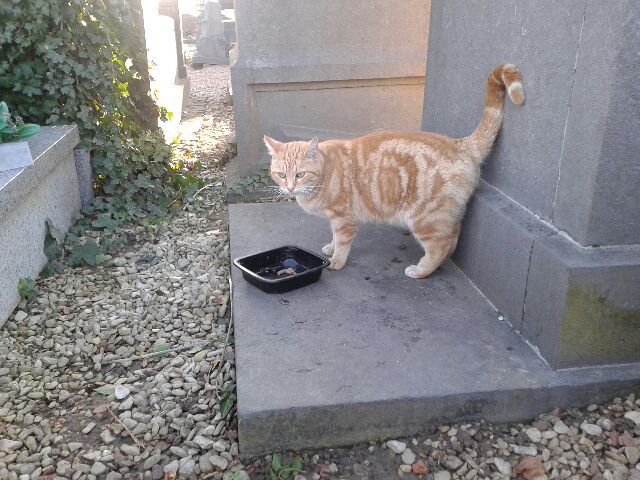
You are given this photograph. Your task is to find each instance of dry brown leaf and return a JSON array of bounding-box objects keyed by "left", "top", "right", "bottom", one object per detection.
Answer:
[
  {"left": 164, "top": 473, "right": 176, "bottom": 480},
  {"left": 93, "top": 403, "right": 109, "bottom": 415},
  {"left": 513, "top": 456, "right": 548, "bottom": 480},
  {"left": 213, "top": 295, "right": 229, "bottom": 305}
]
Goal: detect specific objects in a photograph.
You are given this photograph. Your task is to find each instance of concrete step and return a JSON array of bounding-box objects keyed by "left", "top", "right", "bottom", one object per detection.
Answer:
[{"left": 229, "top": 202, "right": 640, "bottom": 458}]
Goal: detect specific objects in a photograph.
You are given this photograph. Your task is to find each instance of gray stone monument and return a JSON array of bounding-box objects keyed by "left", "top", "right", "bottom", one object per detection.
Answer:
[
  {"left": 158, "top": 0, "right": 188, "bottom": 79},
  {"left": 192, "top": 0, "right": 228, "bottom": 67},
  {"left": 423, "top": 0, "right": 640, "bottom": 369},
  {"left": 229, "top": 0, "right": 430, "bottom": 178}
]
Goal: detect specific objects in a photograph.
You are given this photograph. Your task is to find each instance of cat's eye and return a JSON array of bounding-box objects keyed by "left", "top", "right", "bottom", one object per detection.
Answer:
[
  {"left": 295, "top": 172, "right": 305, "bottom": 179},
  {"left": 277, "top": 172, "right": 286, "bottom": 179}
]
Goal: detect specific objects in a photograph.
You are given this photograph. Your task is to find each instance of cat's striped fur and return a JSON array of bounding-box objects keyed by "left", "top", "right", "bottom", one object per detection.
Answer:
[{"left": 264, "top": 64, "right": 525, "bottom": 278}]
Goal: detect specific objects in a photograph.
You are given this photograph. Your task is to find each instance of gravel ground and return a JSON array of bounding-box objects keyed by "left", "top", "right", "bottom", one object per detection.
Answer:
[
  {"left": 1, "top": 65, "right": 640, "bottom": 480},
  {"left": 0, "top": 66, "right": 241, "bottom": 480}
]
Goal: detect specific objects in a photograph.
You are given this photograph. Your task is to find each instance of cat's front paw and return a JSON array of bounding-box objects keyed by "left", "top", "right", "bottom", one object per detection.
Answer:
[
  {"left": 405, "top": 264, "right": 427, "bottom": 279},
  {"left": 322, "top": 243, "right": 334, "bottom": 256},
  {"left": 328, "top": 256, "right": 346, "bottom": 270}
]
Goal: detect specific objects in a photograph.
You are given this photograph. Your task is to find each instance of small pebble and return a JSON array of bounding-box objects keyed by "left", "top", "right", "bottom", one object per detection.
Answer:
[{"left": 386, "top": 440, "right": 406, "bottom": 454}]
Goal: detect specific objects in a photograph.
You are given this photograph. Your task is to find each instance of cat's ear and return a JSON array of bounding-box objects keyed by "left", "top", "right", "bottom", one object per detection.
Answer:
[
  {"left": 305, "top": 137, "right": 319, "bottom": 159},
  {"left": 263, "top": 135, "right": 282, "bottom": 157}
]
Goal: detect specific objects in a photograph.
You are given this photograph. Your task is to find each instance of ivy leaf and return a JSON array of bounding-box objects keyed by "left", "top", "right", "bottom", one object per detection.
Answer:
[
  {"left": 43, "top": 240, "right": 62, "bottom": 262},
  {"left": 40, "top": 260, "right": 64, "bottom": 278},
  {"left": 291, "top": 458, "right": 302, "bottom": 472},
  {"left": 69, "top": 239, "right": 101, "bottom": 266},
  {"left": 220, "top": 382, "right": 236, "bottom": 418},
  {"left": 134, "top": 174, "right": 150, "bottom": 188},
  {"left": 220, "top": 397, "right": 233, "bottom": 418},
  {"left": 271, "top": 454, "right": 282, "bottom": 472},
  {"left": 101, "top": 236, "right": 125, "bottom": 254},
  {"left": 17, "top": 277, "right": 37, "bottom": 301},
  {"left": 16, "top": 123, "right": 39, "bottom": 139},
  {"left": 91, "top": 213, "right": 119, "bottom": 232}
]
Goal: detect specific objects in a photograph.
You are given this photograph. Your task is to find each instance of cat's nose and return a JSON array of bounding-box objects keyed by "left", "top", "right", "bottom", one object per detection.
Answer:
[{"left": 287, "top": 186, "right": 294, "bottom": 192}]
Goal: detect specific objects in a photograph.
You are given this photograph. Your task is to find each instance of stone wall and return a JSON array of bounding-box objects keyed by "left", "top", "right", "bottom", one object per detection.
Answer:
[
  {"left": 0, "top": 126, "right": 81, "bottom": 326},
  {"left": 230, "top": 0, "right": 430, "bottom": 177},
  {"left": 422, "top": 0, "right": 640, "bottom": 369}
]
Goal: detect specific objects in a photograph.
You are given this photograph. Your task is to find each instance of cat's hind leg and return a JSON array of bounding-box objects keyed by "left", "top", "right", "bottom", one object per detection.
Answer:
[
  {"left": 327, "top": 218, "right": 358, "bottom": 270},
  {"left": 405, "top": 220, "right": 460, "bottom": 279}
]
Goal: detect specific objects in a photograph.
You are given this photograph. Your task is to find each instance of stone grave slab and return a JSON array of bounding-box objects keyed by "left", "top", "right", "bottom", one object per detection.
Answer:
[
  {"left": 229, "top": 202, "right": 640, "bottom": 458},
  {"left": 192, "top": 0, "right": 228, "bottom": 66}
]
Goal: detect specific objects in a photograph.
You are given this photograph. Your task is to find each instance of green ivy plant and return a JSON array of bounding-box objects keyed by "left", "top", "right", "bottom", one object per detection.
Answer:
[
  {"left": 228, "top": 165, "right": 275, "bottom": 196},
  {"left": 0, "top": 101, "right": 39, "bottom": 143},
  {"left": 17, "top": 278, "right": 38, "bottom": 301},
  {"left": 267, "top": 454, "right": 303, "bottom": 480},
  {"left": 0, "top": 0, "right": 201, "bottom": 221},
  {"left": 1, "top": 0, "right": 204, "bottom": 275},
  {"left": 219, "top": 383, "right": 236, "bottom": 419}
]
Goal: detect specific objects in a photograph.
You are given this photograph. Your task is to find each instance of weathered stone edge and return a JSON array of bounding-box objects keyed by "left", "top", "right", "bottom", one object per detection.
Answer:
[
  {"left": 0, "top": 125, "right": 80, "bottom": 218},
  {"left": 238, "top": 375, "right": 640, "bottom": 459}
]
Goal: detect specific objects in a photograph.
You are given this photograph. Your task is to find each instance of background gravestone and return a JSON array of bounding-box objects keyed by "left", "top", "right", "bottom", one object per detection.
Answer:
[
  {"left": 422, "top": 0, "right": 640, "bottom": 369},
  {"left": 192, "top": 0, "right": 228, "bottom": 67},
  {"left": 141, "top": 0, "right": 190, "bottom": 140}
]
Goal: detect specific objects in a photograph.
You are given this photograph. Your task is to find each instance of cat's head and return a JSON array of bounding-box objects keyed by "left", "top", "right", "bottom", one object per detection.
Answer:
[{"left": 263, "top": 136, "right": 322, "bottom": 196}]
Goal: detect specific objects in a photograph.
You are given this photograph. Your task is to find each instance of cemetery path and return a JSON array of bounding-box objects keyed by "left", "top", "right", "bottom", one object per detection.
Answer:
[{"left": 1, "top": 65, "right": 639, "bottom": 480}]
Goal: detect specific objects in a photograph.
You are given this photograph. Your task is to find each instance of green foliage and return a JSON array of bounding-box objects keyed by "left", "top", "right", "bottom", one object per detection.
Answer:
[
  {"left": 0, "top": 0, "right": 201, "bottom": 221},
  {"left": 267, "top": 454, "right": 303, "bottom": 480},
  {"left": 140, "top": 215, "right": 162, "bottom": 230},
  {"left": 68, "top": 239, "right": 108, "bottom": 267},
  {"left": 40, "top": 218, "right": 131, "bottom": 278},
  {"left": 2, "top": 0, "right": 204, "bottom": 280},
  {"left": 0, "top": 101, "right": 39, "bottom": 143},
  {"left": 229, "top": 165, "right": 273, "bottom": 195},
  {"left": 219, "top": 383, "right": 236, "bottom": 418},
  {"left": 17, "top": 278, "right": 38, "bottom": 301}
]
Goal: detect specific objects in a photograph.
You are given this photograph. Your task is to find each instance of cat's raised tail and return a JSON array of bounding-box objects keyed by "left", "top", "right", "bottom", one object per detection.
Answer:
[{"left": 463, "top": 64, "right": 525, "bottom": 162}]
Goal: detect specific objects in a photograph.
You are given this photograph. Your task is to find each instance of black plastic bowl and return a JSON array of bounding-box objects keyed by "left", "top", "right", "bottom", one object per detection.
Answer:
[{"left": 233, "top": 245, "right": 330, "bottom": 293}]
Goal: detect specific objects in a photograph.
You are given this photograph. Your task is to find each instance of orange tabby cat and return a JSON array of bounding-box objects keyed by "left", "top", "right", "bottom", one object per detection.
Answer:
[{"left": 264, "top": 64, "right": 525, "bottom": 278}]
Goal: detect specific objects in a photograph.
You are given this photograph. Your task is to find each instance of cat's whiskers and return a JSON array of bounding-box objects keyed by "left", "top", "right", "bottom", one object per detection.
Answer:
[
  {"left": 294, "top": 184, "right": 322, "bottom": 196},
  {"left": 258, "top": 189, "right": 287, "bottom": 202},
  {"left": 256, "top": 185, "right": 289, "bottom": 202}
]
